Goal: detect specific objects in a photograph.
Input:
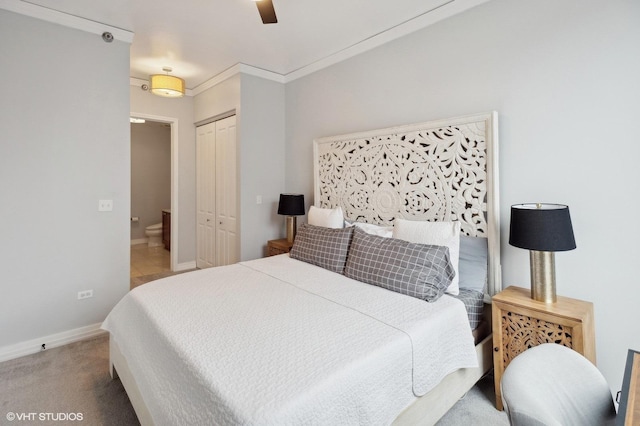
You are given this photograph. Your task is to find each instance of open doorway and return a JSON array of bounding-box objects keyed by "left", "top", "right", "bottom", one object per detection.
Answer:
[{"left": 129, "top": 113, "right": 180, "bottom": 288}]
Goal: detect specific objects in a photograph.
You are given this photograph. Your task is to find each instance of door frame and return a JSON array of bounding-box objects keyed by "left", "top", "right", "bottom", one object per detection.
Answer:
[{"left": 130, "top": 112, "right": 179, "bottom": 272}]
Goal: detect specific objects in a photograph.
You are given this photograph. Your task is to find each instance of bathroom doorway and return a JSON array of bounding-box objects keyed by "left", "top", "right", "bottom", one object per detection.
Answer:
[{"left": 129, "top": 113, "right": 180, "bottom": 286}]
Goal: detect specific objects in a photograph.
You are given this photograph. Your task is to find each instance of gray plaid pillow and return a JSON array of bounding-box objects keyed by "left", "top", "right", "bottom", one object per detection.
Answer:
[
  {"left": 290, "top": 223, "right": 354, "bottom": 274},
  {"left": 344, "top": 227, "right": 454, "bottom": 302}
]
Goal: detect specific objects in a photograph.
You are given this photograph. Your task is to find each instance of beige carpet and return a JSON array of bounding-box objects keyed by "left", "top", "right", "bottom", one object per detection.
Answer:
[
  {"left": 437, "top": 372, "right": 509, "bottom": 425},
  {"left": 0, "top": 335, "right": 138, "bottom": 426},
  {"left": 0, "top": 334, "right": 507, "bottom": 425}
]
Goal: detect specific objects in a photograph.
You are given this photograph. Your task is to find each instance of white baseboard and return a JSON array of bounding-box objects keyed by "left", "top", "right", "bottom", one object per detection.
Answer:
[
  {"left": 0, "top": 323, "right": 106, "bottom": 363},
  {"left": 130, "top": 238, "right": 148, "bottom": 246},
  {"left": 176, "top": 261, "right": 197, "bottom": 272}
]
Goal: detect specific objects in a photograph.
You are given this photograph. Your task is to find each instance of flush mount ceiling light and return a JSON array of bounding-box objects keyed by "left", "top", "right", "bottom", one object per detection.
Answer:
[
  {"left": 130, "top": 117, "right": 146, "bottom": 124},
  {"left": 149, "top": 67, "right": 185, "bottom": 98}
]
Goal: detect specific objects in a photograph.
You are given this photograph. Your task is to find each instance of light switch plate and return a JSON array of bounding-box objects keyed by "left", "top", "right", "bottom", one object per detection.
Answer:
[{"left": 98, "top": 199, "right": 113, "bottom": 211}]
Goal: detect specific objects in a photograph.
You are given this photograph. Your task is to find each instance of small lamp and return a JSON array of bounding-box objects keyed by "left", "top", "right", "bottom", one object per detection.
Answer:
[
  {"left": 277, "top": 194, "right": 305, "bottom": 243},
  {"left": 509, "top": 203, "right": 576, "bottom": 303}
]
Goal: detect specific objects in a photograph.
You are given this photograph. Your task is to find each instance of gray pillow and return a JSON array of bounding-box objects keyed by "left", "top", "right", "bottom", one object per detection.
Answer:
[
  {"left": 344, "top": 227, "right": 454, "bottom": 302},
  {"left": 459, "top": 235, "right": 488, "bottom": 293},
  {"left": 290, "top": 223, "right": 354, "bottom": 274}
]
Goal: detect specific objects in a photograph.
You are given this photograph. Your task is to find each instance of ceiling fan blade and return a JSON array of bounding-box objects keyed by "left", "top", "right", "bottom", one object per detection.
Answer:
[{"left": 255, "top": 0, "right": 277, "bottom": 24}]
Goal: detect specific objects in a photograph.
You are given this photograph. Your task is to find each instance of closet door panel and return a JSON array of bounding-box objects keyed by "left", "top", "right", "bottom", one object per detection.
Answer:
[
  {"left": 196, "top": 122, "right": 216, "bottom": 269},
  {"left": 215, "top": 116, "right": 238, "bottom": 266}
]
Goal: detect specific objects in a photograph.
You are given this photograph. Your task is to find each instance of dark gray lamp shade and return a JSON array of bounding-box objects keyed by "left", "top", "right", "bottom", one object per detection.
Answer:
[
  {"left": 277, "top": 194, "right": 305, "bottom": 216},
  {"left": 509, "top": 203, "right": 576, "bottom": 252}
]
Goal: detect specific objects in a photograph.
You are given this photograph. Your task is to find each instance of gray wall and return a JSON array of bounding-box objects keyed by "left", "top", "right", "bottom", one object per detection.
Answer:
[
  {"left": 195, "top": 74, "right": 286, "bottom": 261},
  {"left": 285, "top": 0, "right": 640, "bottom": 392},
  {"left": 239, "top": 74, "right": 287, "bottom": 259},
  {"left": 130, "top": 121, "right": 171, "bottom": 241},
  {"left": 0, "top": 10, "right": 130, "bottom": 346}
]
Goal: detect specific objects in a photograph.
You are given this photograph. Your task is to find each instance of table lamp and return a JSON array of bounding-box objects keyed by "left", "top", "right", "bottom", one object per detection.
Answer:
[
  {"left": 277, "top": 194, "right": 305, "bottom": 243},
  {"left": 509, "top": 203, "right": 576, "bottom": 303}
]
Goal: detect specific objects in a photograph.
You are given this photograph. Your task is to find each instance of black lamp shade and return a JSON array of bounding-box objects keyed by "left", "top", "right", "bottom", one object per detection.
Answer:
[
  {"left": 509, "top": 203, "right": 576, "bottom": 252},
  {"left": 277, "top": 194, "right": 305, "bottom": 216}
]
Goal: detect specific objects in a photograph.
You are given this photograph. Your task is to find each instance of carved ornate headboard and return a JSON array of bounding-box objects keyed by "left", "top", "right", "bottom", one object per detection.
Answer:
[{"left": 313, "top": 112, "right": 501, "bottom": 296}]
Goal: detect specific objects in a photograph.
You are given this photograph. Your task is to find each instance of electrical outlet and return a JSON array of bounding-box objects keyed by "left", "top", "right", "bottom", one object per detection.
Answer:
[
  {"left": 98, "top": 199, "right": 113, "bottom": 211},
  {"left": 77, "top": 290, "right": 94, "bottom": 300}
]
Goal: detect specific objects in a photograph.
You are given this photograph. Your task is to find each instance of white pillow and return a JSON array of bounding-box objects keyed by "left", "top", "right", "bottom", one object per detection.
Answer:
[
  {"left": 308, "top": 206, "right": 344, "bottom": 229},
  {"left": 392, "top": 219, "right": 461, "bottom": 295},
  {"left": 344, "top": 220, "right": 393, "bottom": 238}
]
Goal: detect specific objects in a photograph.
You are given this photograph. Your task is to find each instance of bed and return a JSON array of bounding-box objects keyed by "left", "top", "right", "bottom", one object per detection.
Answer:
[{"left": 103, "top": 111, "right": 501, "bottom": 425}]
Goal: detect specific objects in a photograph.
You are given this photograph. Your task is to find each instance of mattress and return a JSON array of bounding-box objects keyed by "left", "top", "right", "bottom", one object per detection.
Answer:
[{"left": 102, "top": 255, "right": 478, "bottom": 425}]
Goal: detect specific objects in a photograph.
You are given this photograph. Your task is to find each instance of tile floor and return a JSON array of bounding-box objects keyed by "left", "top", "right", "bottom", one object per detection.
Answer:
[{"left": 130, "top": 243, "right": 170, "bottom": 278}]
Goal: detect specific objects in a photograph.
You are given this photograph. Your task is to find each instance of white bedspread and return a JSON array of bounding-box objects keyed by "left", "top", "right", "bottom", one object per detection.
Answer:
[{"left": 102, "top": 255, "right": 477, "bottom": 425}]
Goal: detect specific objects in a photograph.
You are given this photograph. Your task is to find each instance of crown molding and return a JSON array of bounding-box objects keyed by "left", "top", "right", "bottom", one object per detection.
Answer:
[
  {"left": 4, "top": 0, "right": 488, "bottom": 92},
  {"left": 130, "top": 77, "right": 148, "bottom": 87},
  {"left": 191, "top": 64, "right": 243, "bottom": 96},
  {"left": 237, "top": 63, "right": 286, "bottom": 84},
  {"left": 283, "top": 0, "right": 489, "bottom": 82},
  {"left": 0, "top": 0, "right": 134, "bottom": 43},
  {"left": 191, "top": 0, "right": 489, "bottom": 91},
  {"left": 191, "top": 63, "right": 285, "bottom": 96}
]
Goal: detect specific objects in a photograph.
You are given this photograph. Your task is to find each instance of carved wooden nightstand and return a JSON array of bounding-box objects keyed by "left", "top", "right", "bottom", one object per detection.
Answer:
[
  {"left": 267, "top": 238, "right": 293, "bottom": 256},
  {"left": 492, "top": 286, "right": 596, "bottom": 410}
]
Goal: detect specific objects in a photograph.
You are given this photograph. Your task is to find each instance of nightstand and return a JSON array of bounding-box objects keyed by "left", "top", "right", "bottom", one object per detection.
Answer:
[
  {"left": 492, "top": 286, "right": 596, "bottom": 410},
  {"left": 267, "top": 238, "right": 293, "bottom": 256}
]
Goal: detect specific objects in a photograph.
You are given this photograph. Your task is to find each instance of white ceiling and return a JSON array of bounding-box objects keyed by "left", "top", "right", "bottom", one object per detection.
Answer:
[{"left": 11, "top": 0, "right": 488, "bottom": 90}]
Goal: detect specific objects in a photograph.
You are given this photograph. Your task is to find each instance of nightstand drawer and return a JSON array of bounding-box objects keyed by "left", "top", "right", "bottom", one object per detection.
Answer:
[{"left": 267, "top": 238, "right": 293, "bottom": 256}]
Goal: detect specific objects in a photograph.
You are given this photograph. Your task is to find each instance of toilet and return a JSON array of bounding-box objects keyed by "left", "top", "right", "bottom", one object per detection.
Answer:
[{"left": 145, "top": 223, "right": 163, "bottom": 248}]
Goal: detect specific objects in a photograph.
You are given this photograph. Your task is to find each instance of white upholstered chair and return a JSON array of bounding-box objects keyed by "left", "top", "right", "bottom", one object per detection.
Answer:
[{"left": 500, "top": 343, "right": 616, "bottom": 426}]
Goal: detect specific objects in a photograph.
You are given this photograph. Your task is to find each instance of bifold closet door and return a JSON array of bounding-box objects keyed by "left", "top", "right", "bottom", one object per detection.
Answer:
[
  {"left": 214, "top": 116, "right": 238, "bottom": 267},
  {"left": 196, "top": 122, "right": 216, "bottom": 269},
  {"left": 196, "top": 115, "right": 238, "bottom": 269}
]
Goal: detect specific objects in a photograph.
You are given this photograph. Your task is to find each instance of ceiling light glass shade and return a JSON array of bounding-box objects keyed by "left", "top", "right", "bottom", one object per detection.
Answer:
[{"left": 149, "top": 74, "right": 185, "bottom": 98}]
